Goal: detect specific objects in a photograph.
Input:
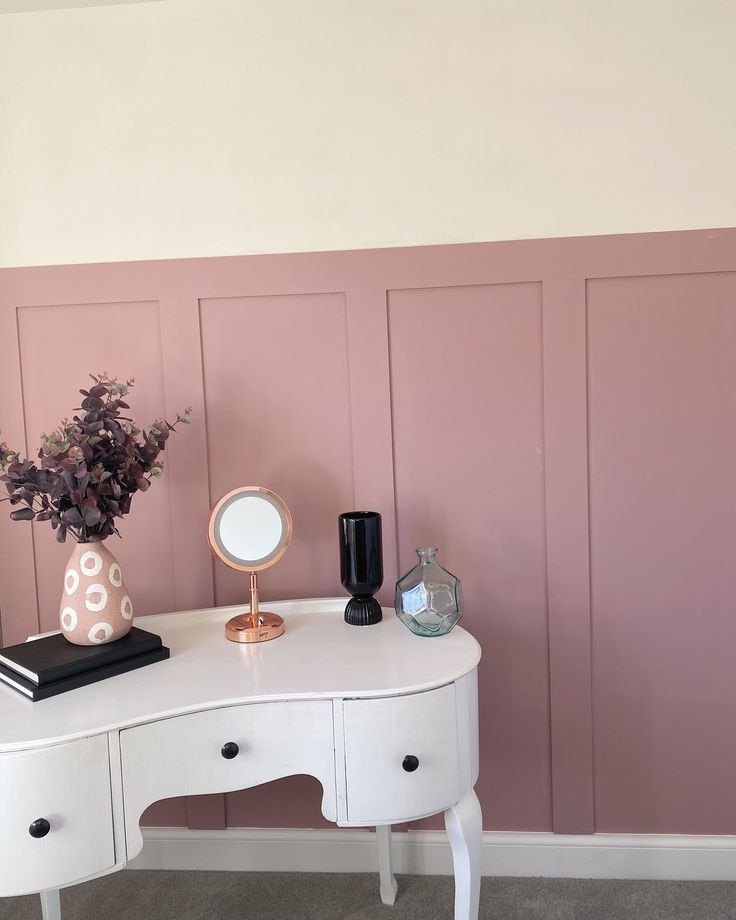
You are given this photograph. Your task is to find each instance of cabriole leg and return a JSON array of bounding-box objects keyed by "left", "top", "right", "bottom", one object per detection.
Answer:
[
  {"left": 40, "top": 889, "right": 61, "bottom": 920},
  {"left": 444, "top": 791, "right": 482, "bottom": 920},
  {"left": 376, "top": 824, "right": 398, "bottom": 905}
]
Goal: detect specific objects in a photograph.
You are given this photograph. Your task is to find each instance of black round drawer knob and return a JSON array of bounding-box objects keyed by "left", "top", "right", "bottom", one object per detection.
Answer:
[
  {"left": 29, "top": 818, "right": 51, "bottom": 839},
  {"left": 221, "top": 742, "right": 240, "bottom": 760},
  {"left": 402, "top": 755, "right": 420, "bottom": 773}
]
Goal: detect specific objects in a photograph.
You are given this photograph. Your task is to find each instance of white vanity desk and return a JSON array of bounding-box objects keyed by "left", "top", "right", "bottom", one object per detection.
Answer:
[{"left": 0, "top": 598, "right": 482, "bottom": 919}]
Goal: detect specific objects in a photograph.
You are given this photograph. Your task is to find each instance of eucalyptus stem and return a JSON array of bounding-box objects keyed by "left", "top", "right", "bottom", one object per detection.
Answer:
[{"left": 0, "top": 373, "right": 191, "bottom": 545}]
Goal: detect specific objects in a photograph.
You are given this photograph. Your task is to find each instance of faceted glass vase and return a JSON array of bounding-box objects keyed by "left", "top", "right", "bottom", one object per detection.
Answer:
[{"left": 394, "top": 547, "right": 463, "bottom": 637}]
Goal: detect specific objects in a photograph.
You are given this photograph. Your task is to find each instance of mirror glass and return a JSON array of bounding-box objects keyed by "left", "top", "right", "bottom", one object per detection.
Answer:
[{"left": 209, "top": 487, "right": 291, "bottom": 571}]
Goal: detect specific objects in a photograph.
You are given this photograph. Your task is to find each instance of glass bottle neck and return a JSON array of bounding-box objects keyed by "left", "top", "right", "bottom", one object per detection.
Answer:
[{"left": 416, "top": 546, "right": 438, "bottom": 565}]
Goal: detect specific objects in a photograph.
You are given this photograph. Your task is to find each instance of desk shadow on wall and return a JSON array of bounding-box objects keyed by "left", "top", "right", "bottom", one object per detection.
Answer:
[{"left": 141, "top": 775, "right": 334, "bottom": 830}]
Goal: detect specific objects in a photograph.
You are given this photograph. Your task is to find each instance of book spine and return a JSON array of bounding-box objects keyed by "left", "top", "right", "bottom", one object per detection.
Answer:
[
  {"left": 0, "top": 647, "right": 169, "bottom": 701},
  {"left": 28, "top": 636, "right": 162, "bottom": 686},
  {"left": 33, "top": 648, "right": 170, "bottom": 701}
]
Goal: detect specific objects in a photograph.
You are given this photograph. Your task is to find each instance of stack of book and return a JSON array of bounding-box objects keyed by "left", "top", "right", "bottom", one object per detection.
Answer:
[{"left": 0, "top": 627, "right": 169, "bottom": 701}]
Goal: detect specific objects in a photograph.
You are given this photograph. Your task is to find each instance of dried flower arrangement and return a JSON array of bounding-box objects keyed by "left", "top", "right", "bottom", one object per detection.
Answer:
[{"left": 0, "top": 373, "right": 191, "bottom": 544}]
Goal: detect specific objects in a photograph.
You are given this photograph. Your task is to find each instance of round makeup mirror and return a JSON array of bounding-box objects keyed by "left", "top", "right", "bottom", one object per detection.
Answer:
[{"left": 207, "top": 486, "right": 292, "bottom": 643}]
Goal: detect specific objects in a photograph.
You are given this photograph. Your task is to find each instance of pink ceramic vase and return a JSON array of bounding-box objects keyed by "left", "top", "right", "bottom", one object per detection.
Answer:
[{"left": 59, "top": 541, "right": 133, "bottom": 645}]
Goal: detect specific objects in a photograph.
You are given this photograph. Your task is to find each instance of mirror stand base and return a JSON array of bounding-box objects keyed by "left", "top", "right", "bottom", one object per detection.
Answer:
[{"left": 225, "top": 612, "right": 285, "bottom": 643}]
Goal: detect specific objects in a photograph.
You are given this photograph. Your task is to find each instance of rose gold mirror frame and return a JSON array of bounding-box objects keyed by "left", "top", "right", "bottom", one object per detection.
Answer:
[{"left": 207, "top": 486, "right": 293, "bottom": 643}]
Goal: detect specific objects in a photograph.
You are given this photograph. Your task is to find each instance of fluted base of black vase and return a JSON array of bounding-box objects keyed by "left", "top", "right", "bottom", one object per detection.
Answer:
[{"left": 344, "top": 595, "right": 382, "bottom": 626}]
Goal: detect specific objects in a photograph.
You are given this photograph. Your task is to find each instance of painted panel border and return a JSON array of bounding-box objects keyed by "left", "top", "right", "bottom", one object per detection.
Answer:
[{"left": 0, "top": 228, "right": 733, "bottom": 835}]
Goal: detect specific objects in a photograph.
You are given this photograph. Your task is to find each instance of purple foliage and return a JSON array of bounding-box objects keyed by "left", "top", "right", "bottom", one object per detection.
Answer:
[{"left": 0, "top": 373, "right": 191, "bottom": 544}]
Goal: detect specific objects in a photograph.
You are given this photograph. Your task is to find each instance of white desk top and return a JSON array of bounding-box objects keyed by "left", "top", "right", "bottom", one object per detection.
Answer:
[{"left": 0, "top": 597, "right": 481, "bottom": 752}]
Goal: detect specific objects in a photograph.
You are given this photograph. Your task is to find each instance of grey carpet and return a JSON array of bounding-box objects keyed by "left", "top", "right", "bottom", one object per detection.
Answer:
[{"left": 4, "top": 872, "right": 736, "bottom": 920}]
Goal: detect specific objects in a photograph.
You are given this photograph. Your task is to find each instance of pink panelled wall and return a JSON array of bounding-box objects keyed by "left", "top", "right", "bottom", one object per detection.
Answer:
[{"left": 0, "top": 228, "right": 734, "bottom": 835}]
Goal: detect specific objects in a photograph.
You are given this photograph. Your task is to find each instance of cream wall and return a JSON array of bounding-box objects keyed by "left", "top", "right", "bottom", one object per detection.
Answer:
[{"left": 0, "top": 0, "right": 734, "bottom": 267}]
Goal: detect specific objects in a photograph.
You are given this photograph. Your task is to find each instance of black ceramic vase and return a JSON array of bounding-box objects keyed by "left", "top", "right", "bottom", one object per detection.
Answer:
[{"left": 338, "top": 511, "right": 383, "bottom": 626}]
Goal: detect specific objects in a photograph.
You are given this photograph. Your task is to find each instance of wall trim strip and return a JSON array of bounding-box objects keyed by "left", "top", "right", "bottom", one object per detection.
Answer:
[
  {"left": 542, "top": 279, "right": 595, "bottom": 834},
  {"left": 131, "top": 826, "right": 736, "bottom": 880}
]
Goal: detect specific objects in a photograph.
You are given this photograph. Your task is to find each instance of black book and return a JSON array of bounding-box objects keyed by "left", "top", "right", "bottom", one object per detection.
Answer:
[
  {"left": 0, "top": 626, "right": 162, "bottom": 686},
  {"left": 0, "top": 646, "right": 170, "bottom": 701}
]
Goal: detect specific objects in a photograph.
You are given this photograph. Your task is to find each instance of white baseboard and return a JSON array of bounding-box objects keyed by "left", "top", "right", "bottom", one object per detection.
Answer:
[{"left": 129, "top": 827, "right": 736, "bottom": 881}]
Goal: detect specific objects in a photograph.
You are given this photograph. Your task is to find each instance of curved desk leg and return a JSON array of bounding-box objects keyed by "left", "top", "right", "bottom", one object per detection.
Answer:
[
  {"left": 376, "top": 825, "right": 398, "bottom": 905},
  {"left": 445, "top": 791, "right": 482, "bottom": 920},
  {"left": 40, "top": 889, "right": 61, "bottom": 920}
]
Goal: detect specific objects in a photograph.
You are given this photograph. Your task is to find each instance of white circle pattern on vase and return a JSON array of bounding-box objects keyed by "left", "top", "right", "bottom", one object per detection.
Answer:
[
  {"left": 80, "top": 550, "right": 103, "bottom": 577},
  {"left": 64, "top": 569, "right": 79, "bottom": 595},
  {"left": 85, "top": 584, "right": 108, "bottom": 613},
  {"left": 61, "top": 607, "right": 78, "bottom": 631},
  {"left": 58, "top": 542, "right": 132, "bottom": 645},
  {"left": 88, "top": 622, "right": 114, "bottom": 644}
]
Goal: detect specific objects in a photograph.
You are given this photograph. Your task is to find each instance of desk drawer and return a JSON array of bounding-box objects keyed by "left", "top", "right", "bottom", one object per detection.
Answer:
[
  {"left": 120, "top": 700, "right": 335, "bottom": 856},
  {"left": 343, "top": 684, "right": 460, "bottom": 823},
  {"left": 0, "top": 736, "right": 115, "bottom": 897}
]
